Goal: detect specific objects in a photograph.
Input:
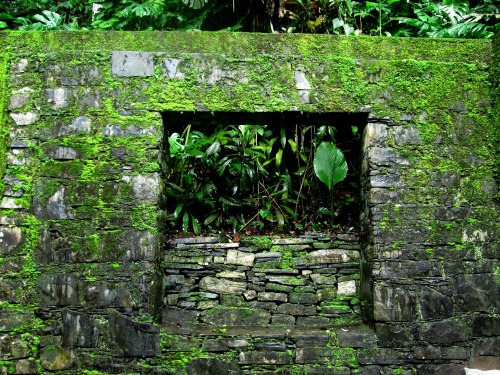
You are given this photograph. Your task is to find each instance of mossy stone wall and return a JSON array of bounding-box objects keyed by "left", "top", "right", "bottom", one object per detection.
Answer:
[{"left": 0, "top": 31, "right": 498, "bottom": 374}]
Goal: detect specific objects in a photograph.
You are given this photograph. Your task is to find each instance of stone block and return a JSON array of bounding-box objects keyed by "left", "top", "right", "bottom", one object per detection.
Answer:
[
  {"left": 472, "top": 337, "right": 500, "bottom": 357},
  {"left": 455, "top": 274, "right": 500, "bottom": 313},
  {"left": 112, "top": 51, "right": 154, "bottom": 77},
  {"left": 226, "top": 250, "right": 255, "bottom": 266},
  {"left": 109, "top": 310, "right": 160, "bottom": 357},
  {"left": 0, "top": 227, "right": 25, "bottom": 255},
  {"left": 296, "top": 316, "right": 330, "bottom": 326},
  {"left": 375, "top": 324, "right": 412, "bottom": 348},
  {"left": 186, "top": 358, "right": 241, "bottom": 374},
  {"left": 472, "top": 315, "right": 500, "bottom": 337},
  {"left": 289, "top": 292, "right": 317, "bottom": 304},
  {"left": 200, "top": 276, "right": 246, "bottom": 295},
  {"left": 62, "top": 309, "right": 99, "bottom": 348},
  {"left": 201, "top": 307, "right": 270, "bottom": 326},
  {"left": 337, "top": 326, "right": 377, "bottom": 348},
  {"left": 309, "top": 249, "right": 359, "bottom": 264},
  {"left": 338, "top": 280, "right": 357, "bottom": 296},
  {"left": 417, "top": 363, "right": 466, "bottom": 375},
  {"left": 276, "top": 303, "right": 316, "bottom": 316},
  {"left": 162, "top": 307, "right": 198, "bottom": 327},
  {"left": 14, "top": 358, "right": 38, "bottom": 374},
  {"left": 373, "top": 284, "right": 415, "bottom": 322},
  {"left": 421, "top": 319, "right": 471, "bottom": 345},
  {"left": 33, "top": 184, "right": 74, "bottom": 220},
  {"left": 39, "top": 346, "right": 75, "bottom": 371},
  {"left": 9, "top": 112, "right": 39, "bottom": 126},
  {"left": 37, "top": 273, "right": 80, "bottom": 306},
  {"left": 239, "top": 351, "right": 291, "bottom": 365},
  {"left": 420, "top": 286, "right": 453, "bottom": 320},
  {"left": 413, "top": 345, "right": 468, "bottom": 360},
  {"left": 271, "top": 314, "right": 295, "bottom": 326},
  {"left": 0, "top": 335, "right": 29, "bottom": 360},
  {"left": 258, "top": 292, "right": 287, "bottom": 302}
]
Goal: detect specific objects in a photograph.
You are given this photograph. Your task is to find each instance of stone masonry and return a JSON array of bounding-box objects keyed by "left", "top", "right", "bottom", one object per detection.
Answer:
[{"left": 0, "top": 32, "right": 498, "bottom": 374}]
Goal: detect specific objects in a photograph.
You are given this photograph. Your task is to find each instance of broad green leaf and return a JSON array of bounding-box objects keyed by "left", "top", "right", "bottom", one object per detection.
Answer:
[
  {"left": 276, "top": 149, "right": 283, "bottom": 168},
  {"left": 275, "top": 210, "right": 285, "bottom": 226},
  {"left": 182, "top": 212, "right": 190, "bottom": 231},
  {"left": 191, "top": 216, "right": 201, "bottom": 235},
  {"left": 313, "top": 142, "right": 348, "bottom": 191},
  {"left": 204, "top": 213, "right": 219, "bottom": 226},
  {"left": 174, "top": 203, "right": 183, "bottom": 219},
  {"left": 206, "top": 141, "right": 221, "bottom": 155},
  {"left": 288, "top": 139, "right": 297, "bottom": 152}
]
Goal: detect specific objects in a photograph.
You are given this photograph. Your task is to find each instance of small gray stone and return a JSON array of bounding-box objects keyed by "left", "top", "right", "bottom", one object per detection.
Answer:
[
  {"left": 0, "top": 227, "right": 25, "bottom": 255},
  {"left": 226, "top": 249, "right": 255, "bottom": 266},
  {"left": 40, "top": 346, "right": 75, "bottom": 371},
  {"left": 10, "top": 112, "right": 39, "bottom": 126}
]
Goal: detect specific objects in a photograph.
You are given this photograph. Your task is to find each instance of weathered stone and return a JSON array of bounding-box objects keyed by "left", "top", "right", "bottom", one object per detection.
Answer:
[
  {"left": 112, "top": 51, "right": 154, "bottom": 77},
  {"left": 413, "top": 345, "right": 468, "bottom": 360},
  {"left": 276, "top": 303, "right": 316, "bottom": 316},
  {"left": 472, "top": 337, "right": 500, "bottom": 357},
  {"left": 37, "top": 273, "right": 80, "bottom": 306},
  {"left": 216, "top": 270, "right": 246, "bottom": 279},
  {"left": 472, "top": 315, "right": 500, "bottom": 337},
  {"left": 14, "top": 358, "right": 38, "bottom": 374},
  {"left": 420, "top": 287, "right": 453, "bottom": 320},
  {"left": 338, "top": 280, "right": 357, "bottom": 296},
  {"left": 201, "top": 307, "right": 270, "bottom": 326},
  {"left": 421, "top": 319, "right": 471, "bottom": 344},
  {"left": 226, "top": 249, "right": 255, "bottom": 266},
  {"left": 162, "top": 307, "right": 198, "bottom": 327},
  {"left": 455, "top": 274, "right": 500, "bottom": 313},
  {"left": 289, "top": 292, "right": 317, "bottom": 304},
  {"left": 0, "top": 227, "right": 25, "bottom": 255},
  {"left": 108, "top": 310, "right": 160, "bottom": 357},
  {"left": 310, "top": 274, "right": 337, "bottom": 285},
  {"left": 393, "top": 126, "right": 421, "bottom": 145},
  {"left": 239, "top": 350, "right": 291, "bottom": 365},
  {"left": 418, "top": 363, "right": 466, "bottom": 375},
  {"left": 121, "top": 173, "right": 159, "bottom": 203},
  {"left": 258, "top": 292, "right": 287, "bottom": 302},
  {"left": 199, "top": 276, "right": 246, "bottom": 295},
  {"left": 62, "top": 309, "right": 99, "bottom": 348},
  {"left": 0, "top": 335, "right": 29, "bottom": 360},
  {"left": 375, "top": 324, "right": 412, "bottom": 348},
  {"left": 296, "top": 316, "right": 330, "bottom": 326},
  {"left": 309, "top": 249, "right": 359, "bottom": 264},
  {"left": 186, "top": 358, "right": 241, "bottom": 375},
  {"left": 9, "top": 112, "right": 39, "bottom": 125},
  {"left": 46, "top": 87, "right": 69, "bottom": 109},
  {"left": 337, "top": 326, "right": 378, "bottom": 348},
  {"left": 39, "top": 346, "right": 75, "bottom": 371},
  {"left": 373, "top": 284, "right": 415, "bottom": 322},
  {"left": 271, "top": 314, "right": 295, "bottom": 325}
]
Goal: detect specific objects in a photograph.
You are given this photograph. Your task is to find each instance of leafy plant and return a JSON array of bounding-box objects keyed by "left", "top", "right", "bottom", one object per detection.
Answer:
[{"left": 313, "top": 142, "right": 348, "bottom": 224}]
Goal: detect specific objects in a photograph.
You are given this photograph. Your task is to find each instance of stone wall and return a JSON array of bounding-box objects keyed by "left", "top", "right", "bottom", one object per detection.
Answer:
[{"left": 0, "top": 31, "right": 498, "bottom": 374}]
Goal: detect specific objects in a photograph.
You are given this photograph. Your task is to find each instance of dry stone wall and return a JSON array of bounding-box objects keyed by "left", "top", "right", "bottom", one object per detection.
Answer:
[{"left": 0, "top": 32, "right": 498, "bottom": 374}]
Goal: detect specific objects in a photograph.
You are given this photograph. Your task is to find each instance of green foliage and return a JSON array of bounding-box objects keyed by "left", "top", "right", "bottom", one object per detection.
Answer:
[
  {"left": 0, "top": 0, "right": 496, "bottom": 37},
  {"left": 164, "top": 124, "right": 355, "bottom": 235}
]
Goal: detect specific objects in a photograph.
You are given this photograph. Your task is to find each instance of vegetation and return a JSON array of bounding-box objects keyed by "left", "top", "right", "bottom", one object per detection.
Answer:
[
  {"left": 163, "top": 123, "right": 358, "bottom": 235},
  {"left": 0, "top": 0, "right": 498, "bottom": 38}
]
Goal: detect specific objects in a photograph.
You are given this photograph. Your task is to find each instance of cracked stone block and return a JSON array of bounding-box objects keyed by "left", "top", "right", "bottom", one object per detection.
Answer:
[
  {"left": 226, "top": 250, "right": 255, "bottom": 266},
  {"left": 199, "top": 276, "right": 246, "bottom": 295},
  {"left": 373, "top": 284, "right": 415, "bottom": 322},
  {"left": 62, "top": 309, "right": 99, "bottom": 348}
]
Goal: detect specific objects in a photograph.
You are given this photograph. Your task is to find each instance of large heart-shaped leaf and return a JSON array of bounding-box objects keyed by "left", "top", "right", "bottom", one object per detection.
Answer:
[{"left": 313, "top": 142, "right": 348, "bottom": 191}]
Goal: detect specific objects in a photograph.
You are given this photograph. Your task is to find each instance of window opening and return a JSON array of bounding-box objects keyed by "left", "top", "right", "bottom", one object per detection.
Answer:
[{"left": 161, "top": 111, "right": 366, "bottom": 237}]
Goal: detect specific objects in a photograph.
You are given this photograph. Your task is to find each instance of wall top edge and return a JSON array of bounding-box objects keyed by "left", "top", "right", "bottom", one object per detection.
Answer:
[{"left": 0, "top": 31, "right": 492, "bottom": 66}]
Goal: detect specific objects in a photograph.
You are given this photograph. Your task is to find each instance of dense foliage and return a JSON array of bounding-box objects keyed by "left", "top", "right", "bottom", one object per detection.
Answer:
[
  {"left": 164, "top": 124, "right": 359, "bottom": 235},
  {"left": 0, "top": 0, "right": 498, "bottom": 38}
]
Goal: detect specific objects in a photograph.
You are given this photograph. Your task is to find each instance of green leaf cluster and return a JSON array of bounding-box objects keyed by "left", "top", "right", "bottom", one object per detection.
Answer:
[{"left": 163, "top": 123, "right": 353, "bottom": 235}]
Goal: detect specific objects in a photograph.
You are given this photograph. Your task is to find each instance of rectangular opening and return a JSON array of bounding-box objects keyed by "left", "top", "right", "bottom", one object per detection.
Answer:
[{"left": 160, "top": 111, "right": 367, "bottom": 236}]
